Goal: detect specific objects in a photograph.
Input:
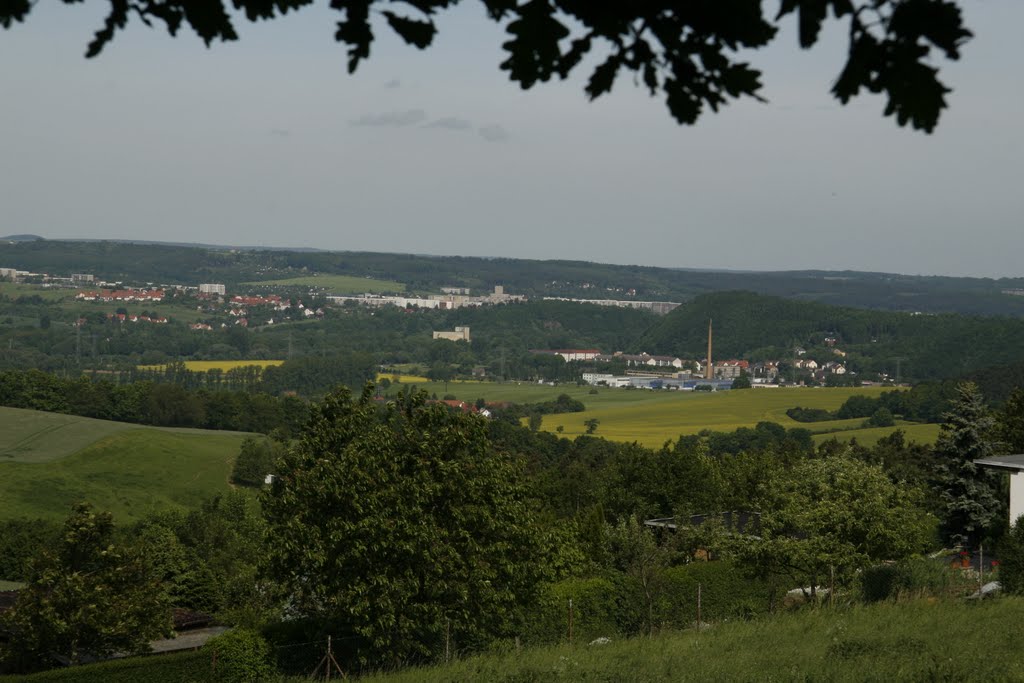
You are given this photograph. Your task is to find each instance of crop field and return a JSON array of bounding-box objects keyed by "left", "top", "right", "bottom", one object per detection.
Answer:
[
  {"left": 0, "top": 407, "right": 142, "bottom": 464},
  {"left": 0, "top": 408, "right": 251, "bottom": 522},
  {"left": 244, "top": 273, "right": 406, "bottom": 293},
  {"left": 0, "top": 429, "right": 249, "bottom": 522},
  {"left": 383, "top": 381, "right": 937, "bottom": 447},
  {"left": 137, "top": 359, "right": 285, "bottom": 372}
]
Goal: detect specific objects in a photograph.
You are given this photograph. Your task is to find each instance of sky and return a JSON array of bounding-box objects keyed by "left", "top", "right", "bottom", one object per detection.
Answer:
[{"left": 0, "top": 2, "right": 1021, "bottom": 279}]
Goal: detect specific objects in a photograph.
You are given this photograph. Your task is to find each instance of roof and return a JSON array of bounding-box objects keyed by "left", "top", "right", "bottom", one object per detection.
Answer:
[{"left": 975, "top": 455, "right": 1024, "bottom": 471}]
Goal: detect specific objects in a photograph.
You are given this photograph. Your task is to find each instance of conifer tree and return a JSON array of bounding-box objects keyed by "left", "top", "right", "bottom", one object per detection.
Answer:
[{"left": 933, "top": 382, "right": 1004, "bottom": 548}]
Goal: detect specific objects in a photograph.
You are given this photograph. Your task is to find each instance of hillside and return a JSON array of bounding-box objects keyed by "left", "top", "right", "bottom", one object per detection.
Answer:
[
  {"left": 0, "top": 408, "right": 251, "bottom": 521},
  {"left": 4, "top": 239, "right": 1024, "bottom": 316},
  {"left": 637, "top": 291, "right": 1024, "bottom": 381}
]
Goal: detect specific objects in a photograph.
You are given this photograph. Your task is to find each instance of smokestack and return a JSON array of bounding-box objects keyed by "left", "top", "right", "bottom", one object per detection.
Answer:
[{"left": 706, "top": 319, "right": 713, "bottom": 380}]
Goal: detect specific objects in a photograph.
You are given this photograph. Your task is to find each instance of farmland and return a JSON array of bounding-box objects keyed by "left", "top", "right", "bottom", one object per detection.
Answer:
[
  {"left": 0, "top": 408, "right": 251, "bottom": 522},
  {"left": 244, "top": 273, "right": 406, "bottom": 293},
  {"left": 383, "top": 381, "right": 938, "bottom": 447}
]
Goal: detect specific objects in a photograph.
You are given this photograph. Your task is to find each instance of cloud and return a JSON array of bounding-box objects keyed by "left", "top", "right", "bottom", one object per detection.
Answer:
[
  {"left": 351, "top": 109, "right": 426, "bottom": 127},
  {"left": 269, "top": 128, "right": 290, "bottom": 137},
  {"left": 424, "top": 117, "right": 473, "bottom": 131},
  {"left": 384, "top": 79, "right": 401, "bottom": 89},
  {"left": 478, "top": 124, "right": 510, "bottom": 142}
]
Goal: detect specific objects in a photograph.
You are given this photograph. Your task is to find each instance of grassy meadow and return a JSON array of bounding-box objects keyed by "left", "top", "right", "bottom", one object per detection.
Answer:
[
  {"left": 363, "top": 598, "right": 1024, "bottom": 683},
  {"left": 0, "top": 407, "right": 141, "bottom": 464},
  {"left": 0, "top": 408, "right": 251, "bottom": 522},
  {"left": 244, "top": 273, "right": 406, "bottom": 293},
  {"left": 384, "top": 381, "right": 935, "bottom": 447},
  {"left": 137, "top": 359, "right": 285, "bottom": 372}
]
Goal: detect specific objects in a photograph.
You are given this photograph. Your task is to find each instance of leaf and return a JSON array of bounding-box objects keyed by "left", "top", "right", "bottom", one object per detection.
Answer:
[
  {"left": 382, "top": 11, "right": 436, "bottom": 49},
  {"left": 585, "top": 54, "right": 622, "bottom": 100}
]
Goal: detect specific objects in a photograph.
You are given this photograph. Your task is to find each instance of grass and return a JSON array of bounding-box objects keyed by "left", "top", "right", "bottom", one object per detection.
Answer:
[
  {"left": 0, "top": 428, "right": 249, "bottom": 523},
  {"left": 8, "top": 599, "right": 1024, "bottom": 682},
  {"left": 0, "top": 407, "right": 252, "bottom": 522},
  {"left": 0, "top": 282, "right": 69, "bottom": 301},
  {"left": 244, "top": 274, "right": 406, "bottom": 293},
  {"left": 0, "top": 406, "right": 143, "bottom": 464},
  {"left": 138, "top": 359, "right": 285, "bottom": 372},
  {"left": 385, "top": 382, "right": 932, "bottom": 447},
  {"left": 362, "top": 598, "right": 1024, "bottom": 683}
]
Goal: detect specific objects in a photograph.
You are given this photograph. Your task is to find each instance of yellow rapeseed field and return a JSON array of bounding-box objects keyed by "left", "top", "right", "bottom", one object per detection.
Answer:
[{"left": 138, "top": 360, "right": 285, "bottom": 372}]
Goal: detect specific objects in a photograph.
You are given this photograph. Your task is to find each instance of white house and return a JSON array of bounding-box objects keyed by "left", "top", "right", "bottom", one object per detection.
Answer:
[{"left": 975, "top": 455, "right": 1024, "bottom": 524}]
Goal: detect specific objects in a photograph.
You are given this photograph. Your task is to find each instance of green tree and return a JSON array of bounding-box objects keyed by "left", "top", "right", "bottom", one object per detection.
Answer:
[
  {"left": 867, "top": 406, "right": 896, "bottom": 427},
  {"left": 584, "top": 418, "right": 600, "bottom": 435},
  {"left": 605, "top": 517, "right": 677, "bottom": 636},
  {"left": 933, "top": 381, "right": 1004, "bottom": 547},
  {"left": 732, "top": 371, "right": 752, "bottom": 390},
  {"left": 262, "top": 386, "right": 544, "bottom": 666},
  {"left": 528, "top": 411, "right": 543, "bottom": 432},
  {"left": 734, "top": 455, "right": 935, "bottom": 600},
  {"left": 997, "top": 389, "right": 1024, "bottom": 454},
  {"left": 0, "top": 504, "right": 172, "bottom": 672},
  {"left": 1, "top": 2, "right": 970, "bottom": 133},
  {"left": 230, "top": 436, "right": 283, "bottom": 488}
]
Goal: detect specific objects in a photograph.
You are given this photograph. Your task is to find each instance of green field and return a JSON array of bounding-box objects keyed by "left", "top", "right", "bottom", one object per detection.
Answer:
[
  {"left": 0, "top": 282, "right": 69, "bottom": 301},
  {"left": 385, "top": 382, "right": 934, "bottom": 447},
  {"left": 244, "top": 273, "right": 406, "bottom": 293},
  {"left": 0, "top": 408, "right": 251, "bottom": 522},
  {"left": 363, "top": 598, "right": 1024, "bottom": 683}
]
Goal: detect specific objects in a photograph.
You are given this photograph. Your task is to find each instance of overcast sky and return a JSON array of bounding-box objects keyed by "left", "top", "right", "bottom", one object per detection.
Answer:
[{"left": 1, "top": 2, "right": 1020, "bottom": 278}]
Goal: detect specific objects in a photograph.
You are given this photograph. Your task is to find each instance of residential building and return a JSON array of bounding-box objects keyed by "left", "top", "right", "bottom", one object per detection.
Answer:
[
  {"left": 714, "top": 360, "right": 749, "bottom": 379},
  {"left": 531, "top": 348, "right": 602, "bottom": 362},
  {"left": 433, "top": 326, "right": 471, "bottom": 342},
  {"left": 199, "top": 283, "right": 226, "bottom": 295}
]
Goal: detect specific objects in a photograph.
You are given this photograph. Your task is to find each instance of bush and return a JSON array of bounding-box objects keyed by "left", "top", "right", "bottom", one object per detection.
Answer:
[
  {"left": 522, "top": 577, "right": 620, "bottom": 645},
  {"left": 866, "top": 407, "right": 895, "bottom": 428},
  {"left": 204, "top": 629, "right": 274, "bottom": 682},
  {"left": 785, "top": 406, "right": 834, "bottom": 423},
  {"left": 998, "top": 516, "right": 1024, "bottom": 595},
  {"left": 859, "top": 557, "right": 965, "bottom": 602},
  {"left": 661, "top": 561, "right": 772, "bottom": 626}
]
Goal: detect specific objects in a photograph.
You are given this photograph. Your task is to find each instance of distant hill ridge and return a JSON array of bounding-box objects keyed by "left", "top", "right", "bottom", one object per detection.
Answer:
[{"left": 2, "top": 239, "right": 1024, "bottom": 317}]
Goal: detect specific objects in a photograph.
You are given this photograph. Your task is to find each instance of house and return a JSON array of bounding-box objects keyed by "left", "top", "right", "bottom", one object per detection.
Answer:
[
  {"left": 975, "top": 455, "right": 1024, "bottom": 524},
  {"left": 714, "top": 360, "right": 749, "bottom": 379}
]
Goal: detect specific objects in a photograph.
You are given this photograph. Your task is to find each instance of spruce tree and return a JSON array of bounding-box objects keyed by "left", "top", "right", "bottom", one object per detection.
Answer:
[{"left": 933, "top": 382, "right": 1004, "bottom": 548}]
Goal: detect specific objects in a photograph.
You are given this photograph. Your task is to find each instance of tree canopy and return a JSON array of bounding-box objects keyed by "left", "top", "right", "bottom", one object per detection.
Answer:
[
  {"left": 1, "top": 1, "right": 970, "bottom": 132},
  {"left": 261, "top": 385, "right": 544, "bottom": 666},
  {"left": 0, "top": 504, "right": 172, "bottom": 672}
]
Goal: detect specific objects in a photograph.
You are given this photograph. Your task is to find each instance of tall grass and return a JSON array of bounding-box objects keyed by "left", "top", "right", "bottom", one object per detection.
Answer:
[{"left": 362, "top": 598, "right": 1024, "bottom": 682}]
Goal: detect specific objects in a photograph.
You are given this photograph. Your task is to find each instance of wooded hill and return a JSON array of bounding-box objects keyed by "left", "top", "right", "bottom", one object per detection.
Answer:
[
  {"left": 638, "top": 291, "right": 1024, "bottom": 381},
  {"left": 3, "top": 239, "right": 1024, "bottom": 316}
]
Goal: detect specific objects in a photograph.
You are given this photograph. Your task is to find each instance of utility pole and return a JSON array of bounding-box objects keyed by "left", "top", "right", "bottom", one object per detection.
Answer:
[{"left": 892, "top": 357, "right": 907, "bottom": 385}]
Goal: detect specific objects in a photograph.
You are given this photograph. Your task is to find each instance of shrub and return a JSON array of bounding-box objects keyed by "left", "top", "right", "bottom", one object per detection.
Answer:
[
  {"left": 204, "top": 629, "right": 274, "bottom": 682},
  {"left": 860, "top": 557, "right": 965, "bottom": 602},
  {"left": 998, "top": 516, "right": 1024, "bottom": 595},
  {"left": 522, "top": 577, "right": 620, "bottom": 645}
]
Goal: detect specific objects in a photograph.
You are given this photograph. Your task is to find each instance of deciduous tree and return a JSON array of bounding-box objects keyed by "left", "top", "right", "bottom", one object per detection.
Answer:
[
  {"left": 734, "top": 454, "right": 934, "bottom": 599},
  {"left": 261, "top": 386, "right": 543, "bottom": 665},
  {"left": 0, "top": 1, "right": 970, "bottom": 132},
  {"left": 0, "top": 504, "right": 171, "bottom": 672}
]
